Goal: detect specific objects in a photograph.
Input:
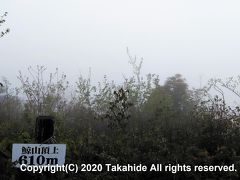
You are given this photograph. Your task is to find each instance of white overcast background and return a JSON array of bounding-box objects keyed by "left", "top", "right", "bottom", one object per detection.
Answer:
[{"left": 1, "top": 0, "right": 240, "bottom": 90}]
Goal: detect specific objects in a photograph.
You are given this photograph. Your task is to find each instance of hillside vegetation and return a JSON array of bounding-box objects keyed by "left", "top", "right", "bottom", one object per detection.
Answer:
[{"left": 1, "top": 62, "right": 240, "bottom": 179}]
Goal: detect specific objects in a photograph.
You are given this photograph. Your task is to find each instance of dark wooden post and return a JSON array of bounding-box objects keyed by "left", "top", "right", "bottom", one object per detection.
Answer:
[
  {"left": 35, "top": 116, "right": 55, "bottom": 143},
  {"left": 35, "top": 116, "right": 56, "bottom": 180}
]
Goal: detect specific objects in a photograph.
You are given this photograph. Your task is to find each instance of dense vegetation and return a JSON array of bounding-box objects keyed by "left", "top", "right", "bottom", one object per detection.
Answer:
[{"left": 1, "top": 59, "right": 240, "bottom": 179}]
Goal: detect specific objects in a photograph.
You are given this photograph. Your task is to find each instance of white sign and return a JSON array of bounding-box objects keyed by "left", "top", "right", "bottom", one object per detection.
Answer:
[{"left": 12, "top": 144, "right": 66, "bottom": 167}]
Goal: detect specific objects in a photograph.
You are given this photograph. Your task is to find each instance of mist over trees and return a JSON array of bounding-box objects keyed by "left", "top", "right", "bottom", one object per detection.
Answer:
[
  {"left": 1, "top": 11, "right": 240, "bottom": 179},
  {"left": 1, "top": 58, "right": 240, "bottom": 179}
]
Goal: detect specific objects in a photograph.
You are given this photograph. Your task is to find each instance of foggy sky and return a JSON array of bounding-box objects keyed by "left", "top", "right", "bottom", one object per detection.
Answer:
[{"left": 1, "top": 0, "right": 240, "bottom": 89}]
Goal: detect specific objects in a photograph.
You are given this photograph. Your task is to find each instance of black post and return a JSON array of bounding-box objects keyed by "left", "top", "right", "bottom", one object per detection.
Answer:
[
  {"left": 35, "top": 116, "right": 55, "bottom": 143},
  {"left": 35, "top": 116, "right": 56, "bottom": 180}
]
